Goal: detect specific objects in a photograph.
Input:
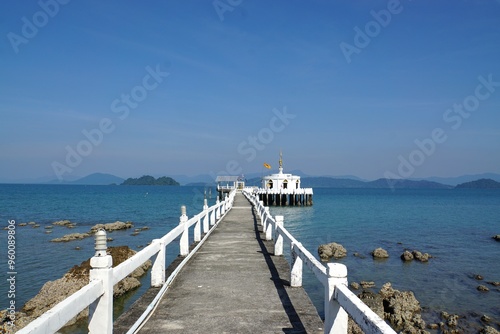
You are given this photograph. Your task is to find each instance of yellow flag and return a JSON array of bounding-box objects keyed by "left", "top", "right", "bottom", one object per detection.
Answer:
[{"left": 263, "top": 163, "right": 271, "bottom": 169}]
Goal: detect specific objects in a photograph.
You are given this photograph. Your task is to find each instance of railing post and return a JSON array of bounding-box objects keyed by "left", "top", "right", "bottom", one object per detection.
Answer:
[
  {"left": 179, "top": 205, "right": 189, "bottom": 256},
  {"left": 274, "top": 215, "right": 283, "bottom": 256},
  {"left": 203, "top": 197, "right": 209, "bottom": 233},
  {"left": 210, "top": 206, "right": 216, "bottom": 226},
  {"left": 324, "top": 263, "right": 348, "bottom": 334},
  {"left": 265, "top": 217, "right": 273, "bottom": 241},
  {"left": 215, "top": 197, "right": 220, "bottom": 220},
  {"left": 290, "top": 242, "right": 302, "bottom": 287},
  {"left": 194, "top": 216, "right": 201, "bottom": 242},
  {"left": 151, "top": 239, "right": 166, "bottom": 287},
  {"left": 89, "top": 230, "right": 113, "bottom": 334},
  {"left": 262, "top": 207, "right": 270, "bottom": 231}
]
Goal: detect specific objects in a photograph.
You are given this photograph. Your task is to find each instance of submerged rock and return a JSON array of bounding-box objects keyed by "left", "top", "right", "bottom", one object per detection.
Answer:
[
  {"left": 51, "top": 232, "right": 90, "bottom": 242},
  {"left": 318, "top": 242, "right": 347, "bottom": 261},
  {"left": 52, "top": 220, "right": 74, "bottom": 227},
  {"left": 371, "top": 247, "right": 389, "bottom": 259},
  {"left": 477, "top": 285, "right": 490, "bottom": 292},
  {"left": 7, "top": 246, "right": 151, "bottom": 333}
]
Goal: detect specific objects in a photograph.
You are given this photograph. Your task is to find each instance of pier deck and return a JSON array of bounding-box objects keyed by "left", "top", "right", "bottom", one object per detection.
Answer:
[{"left": 115, "top": 193, "right": 323, "bottom": 333}]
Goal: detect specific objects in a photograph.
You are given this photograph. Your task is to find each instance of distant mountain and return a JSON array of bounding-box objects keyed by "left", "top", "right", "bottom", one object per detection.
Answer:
[
  {"left": 412, "top": 173, "right": 500, "bottom": 186},
  {"left": 301, "top": 177, "right": 366, "bottom": 188},
  {"left": 455, "top": 178, "right": 500, "bottom": 189},
  {"left": 367, "top": 178, "right": 452, "bottom": 189},
  {"left": 70, "top": 173, "right": 124, "bottom": 185},
  {"left": 245, "top": 176, "right": 452, "bottom": 189},
  {"left": 121, "top": 175, "right": 180, "bottom": 186}
]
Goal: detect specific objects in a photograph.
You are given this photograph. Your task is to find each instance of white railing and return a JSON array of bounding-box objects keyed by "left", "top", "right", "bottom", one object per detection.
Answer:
[
  {"left": 18, "top": 190, "right": 237, "bottom": 334},
  {"left": 243, "top": 189, "right": 396, "bottom": 334}
]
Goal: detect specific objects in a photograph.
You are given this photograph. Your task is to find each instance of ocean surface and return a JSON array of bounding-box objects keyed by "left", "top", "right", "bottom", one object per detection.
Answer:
[{"left": 1, "top": 184, "right": 499, "bottom": 330}]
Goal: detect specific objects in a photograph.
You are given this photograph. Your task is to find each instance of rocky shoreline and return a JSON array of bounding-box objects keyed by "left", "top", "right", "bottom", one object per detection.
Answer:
[
  {"left": 0, "top": 246, "right": 151, "bottom": 333},
  {"left": 319, "top": 242, "right": 500, "bottom": 334}
]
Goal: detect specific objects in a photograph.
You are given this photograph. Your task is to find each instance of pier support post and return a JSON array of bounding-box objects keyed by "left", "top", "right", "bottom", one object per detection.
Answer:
[
  {"left": 151, "top": 239, "right": 166, "bottom": 287},
  {"left": 290, "top": 242, "right": 303, "bottom": 287},
  {"left": 89, "top": 230, "right": 113, "bottom": 334},
  {"left": 274, "top": 215, "right": 283, "bottom": 256},
  {"left": 179, "top": 205, "right": 189, "bottom": 256},
  {"left": 324, "top": 263, "right": 348, "bottom": 334}
]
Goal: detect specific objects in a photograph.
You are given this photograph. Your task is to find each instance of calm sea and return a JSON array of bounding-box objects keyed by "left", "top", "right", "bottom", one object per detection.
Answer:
[{"left": 1, "top": 184, "right": 499, "bottom": 328}]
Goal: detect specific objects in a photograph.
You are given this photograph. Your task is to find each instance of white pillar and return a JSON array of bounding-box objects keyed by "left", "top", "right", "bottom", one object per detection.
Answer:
[
  {"left": 210, "top": 208, "right": 215, "bottom": 226},
  {"left": 262, "top": 207, "right": 270, "bottom": 232},
  {"left": 179, "top": 205, "right": 189, "bottom": 256},
  {"left": 324, "top": 263, "right": 348, "bottom": 334},
  {"left": 151, "top": 239, "right": 165, "bottom": 287},
  {"left": 274, "top": 215, "right": 284, "bottom": 256},
  {"left": 215, "top": 198, "right": 220, "bottom": 220},
  {"left": 203, "top": 198, "right": 210, "bottom": 232},
  {"left": 290, "top": 242, "right": 302, "bottom": 287},
  {"left": 265, "top": 218, "right": 273, "bottom": 241},
  {"left": 194, "top": 217, "right": 201, "bottom": 242},
  {"left": 88, "top": 230, "right": 113, "bottom": 334}
]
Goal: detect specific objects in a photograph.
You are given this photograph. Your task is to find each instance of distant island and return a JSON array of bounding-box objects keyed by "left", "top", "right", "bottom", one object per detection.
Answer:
[
  {"left": 455, "top": 178, "right": 500, "bottom": 189},
  {"left": 121, "top": 175, "right": 180, "bottom": 186}
]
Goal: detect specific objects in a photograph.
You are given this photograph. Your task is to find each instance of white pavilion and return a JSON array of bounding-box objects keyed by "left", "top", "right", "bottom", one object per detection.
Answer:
[{"left": 256, "top": 152, "right": 313, "bottom": 206}]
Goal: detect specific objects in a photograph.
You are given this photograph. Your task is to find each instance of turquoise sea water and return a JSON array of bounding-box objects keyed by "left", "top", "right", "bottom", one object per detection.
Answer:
[{"left": 1, "top": 185, "right": 499, "bottom": 329}]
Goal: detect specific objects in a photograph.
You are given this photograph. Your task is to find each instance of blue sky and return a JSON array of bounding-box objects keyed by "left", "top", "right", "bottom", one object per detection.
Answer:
[{"left": 1, "top": 0, "right": 499, "bottom": 182}]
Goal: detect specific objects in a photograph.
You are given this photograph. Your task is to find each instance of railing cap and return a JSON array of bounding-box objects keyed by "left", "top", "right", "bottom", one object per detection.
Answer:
[{"left": 327, "top": 263, "right": 347, "bottom": 278}]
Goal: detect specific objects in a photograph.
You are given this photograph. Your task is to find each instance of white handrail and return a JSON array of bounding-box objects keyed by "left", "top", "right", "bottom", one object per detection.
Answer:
[
  {"left": 16, "top": 280, "right": 103, "bottom": 334},
  {"left": 242, "top": 189, "right": 395, "bottom": 334},
  {"left": 18, "top": 189, "right": 237, "bottom": 334}
]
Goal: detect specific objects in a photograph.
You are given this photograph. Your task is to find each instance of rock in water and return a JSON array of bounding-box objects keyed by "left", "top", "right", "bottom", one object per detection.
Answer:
[
  {"left": 50, "top": 232, "right": 90, "bottom": 242},
  {"left": 481, "top": 326, "right": 500, "bottom": 334},
  {"left": 371, "top": 247, "right": 389, "bottom": 259},
  {"left": 6, "top": 246, "right": 151, "bottom": 333},
  {"left": 90, "top": 221, "right": 133, "bottom": 233},
  {"left": 318, "top": 242, "right": 347, "bottom": 261},
  {"left": 379, "top": 282, "right": 428, "bottom": 333},
  {"left": 412, "top": 250, "right": 431, "bottom": 262},
  {"left": 401, "top": 250, "right": 414, "bottom": 261}
]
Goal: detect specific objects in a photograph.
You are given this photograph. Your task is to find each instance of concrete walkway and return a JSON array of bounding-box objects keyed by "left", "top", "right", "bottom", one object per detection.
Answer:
[{"left": 116, "top": 193, "right": 324, "bottom": 334}]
